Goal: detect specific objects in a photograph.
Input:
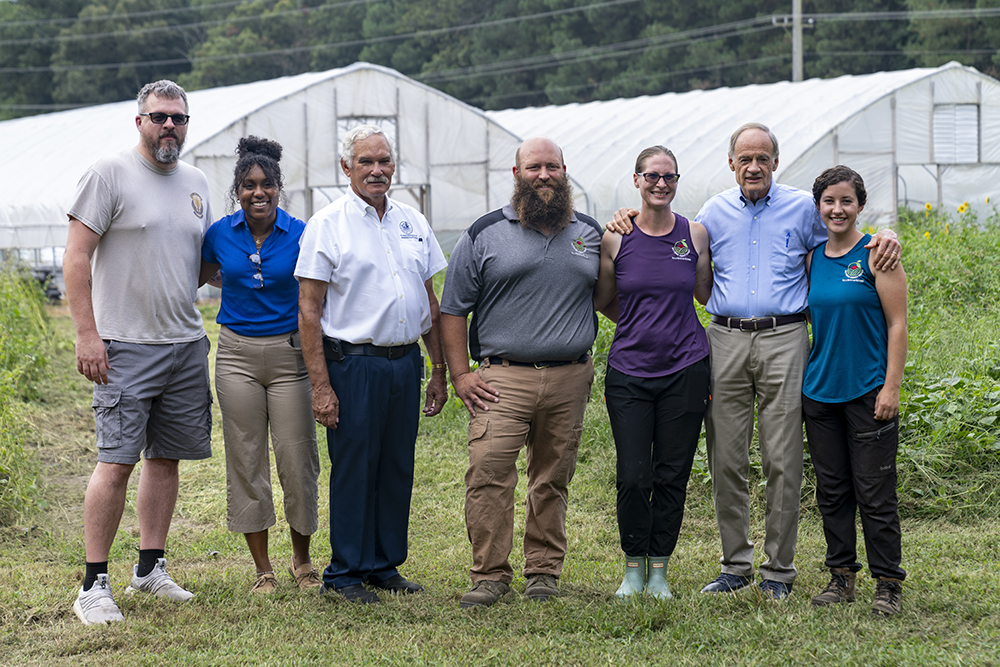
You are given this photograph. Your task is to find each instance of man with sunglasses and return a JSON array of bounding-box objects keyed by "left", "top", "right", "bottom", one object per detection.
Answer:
[{"left": 64, "top": 80, "right": 212, "bottom": 625}]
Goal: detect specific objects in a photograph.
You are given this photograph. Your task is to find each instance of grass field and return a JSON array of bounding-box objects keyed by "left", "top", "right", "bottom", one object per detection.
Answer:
[{"left": 1, "top": 213, "right": 1000, "bottom": 665}]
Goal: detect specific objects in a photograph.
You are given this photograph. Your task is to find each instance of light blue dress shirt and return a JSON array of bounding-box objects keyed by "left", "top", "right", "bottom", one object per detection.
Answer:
[{"left": 697, "top": 182, "right": 827, "bottom": 318}]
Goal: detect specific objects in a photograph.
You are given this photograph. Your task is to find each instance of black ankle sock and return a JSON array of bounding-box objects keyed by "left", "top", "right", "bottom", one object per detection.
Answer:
[
  {"left": 136, "top": 549, "right": 165, "bottom": 578},
  {"left": 83, "top": 561, "right": 108, "bottom": 591}
]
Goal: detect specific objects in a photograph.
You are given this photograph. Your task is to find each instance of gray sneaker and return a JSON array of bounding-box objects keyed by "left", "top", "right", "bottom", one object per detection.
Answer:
[
  {"left": 459, "top": 580, "right": 510, "bottom": 608},
  {"left": 524, "top": 574, "right": 559, "bottom": 601},
  {"left": 124, "top": 558, "right": 194, "bottom": 601},
  {"left": 73, "top": 573, "right": 125, "bottom": 625}
]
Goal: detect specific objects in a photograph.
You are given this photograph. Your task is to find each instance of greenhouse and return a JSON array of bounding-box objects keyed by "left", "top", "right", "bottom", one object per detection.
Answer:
[
  {"left": 489, "top": 61, "right": 1000, "bottom": 228},
  {"left": 2, "top": 61, "right": 999, "bottom": 267}
]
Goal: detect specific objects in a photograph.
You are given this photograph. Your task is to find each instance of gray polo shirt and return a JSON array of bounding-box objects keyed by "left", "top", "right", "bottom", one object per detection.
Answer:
[{"left": 441, "top": 204, "right": 602, "bottom": 362}]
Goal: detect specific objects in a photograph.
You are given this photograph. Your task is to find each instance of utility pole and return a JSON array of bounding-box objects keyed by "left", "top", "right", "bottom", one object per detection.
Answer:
[{"left": 792, "top": 0, "right": 803, "bottom": 81}]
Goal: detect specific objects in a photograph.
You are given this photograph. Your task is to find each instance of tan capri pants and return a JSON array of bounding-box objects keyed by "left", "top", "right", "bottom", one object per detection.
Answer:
[
  {"left": 216, "top": 326, "right": 320, "bottom": 536},
  {"left": 465, "top": 357, "right": 594, "bottom": 584}
]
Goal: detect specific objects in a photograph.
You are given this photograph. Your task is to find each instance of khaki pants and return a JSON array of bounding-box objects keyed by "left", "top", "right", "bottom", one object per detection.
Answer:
[
  {"left": 464, "top": 358, "right": 594, "bottom": 584},
  {"left": 704, "top": 321, "right": 808, "bottom": 584},
  {"left": 216, "top": 326, "right": 319, "bottom": 536}
]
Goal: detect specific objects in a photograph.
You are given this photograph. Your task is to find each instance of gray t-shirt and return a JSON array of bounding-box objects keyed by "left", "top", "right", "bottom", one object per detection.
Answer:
[
  {"left": 441, "top": 204, "right": 602, "bottom": 362},
  {"left": 68, "top": 148, "right": 212, "bottom": 343}
]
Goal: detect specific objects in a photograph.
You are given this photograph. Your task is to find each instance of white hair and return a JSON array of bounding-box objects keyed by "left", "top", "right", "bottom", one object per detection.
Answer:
[{"left": 341, "top": 125, "right": 394, "bottom": 166}]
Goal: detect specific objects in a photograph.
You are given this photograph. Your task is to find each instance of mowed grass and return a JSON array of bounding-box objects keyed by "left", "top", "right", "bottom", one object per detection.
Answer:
[{"left": 0, "top": 305, "right": 997, "bottom": 666}]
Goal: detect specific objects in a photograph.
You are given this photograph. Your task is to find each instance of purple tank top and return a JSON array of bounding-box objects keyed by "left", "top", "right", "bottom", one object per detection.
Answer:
[{"left": 608, "top": 214, "right": 710, "bottom": 378}]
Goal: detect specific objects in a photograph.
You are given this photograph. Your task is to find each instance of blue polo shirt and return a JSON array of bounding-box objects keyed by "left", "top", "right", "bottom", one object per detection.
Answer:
[
  {"left": 697, "top": 182, "right": 828, "bottom": 318},
  {"left": 202, "top": 207, "right": 305, "bottom": 336}
]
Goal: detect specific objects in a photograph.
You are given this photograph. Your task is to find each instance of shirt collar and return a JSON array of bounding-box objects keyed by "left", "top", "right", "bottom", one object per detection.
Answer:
[
  {"left": 346, "top": 188, "right": 394, "bottom": 218},
  {"left": 227, "top": 206, "right": 292, "bottom": 232},
  {"left": 739, "top": 184, "right": 774, "bottom": 208}
]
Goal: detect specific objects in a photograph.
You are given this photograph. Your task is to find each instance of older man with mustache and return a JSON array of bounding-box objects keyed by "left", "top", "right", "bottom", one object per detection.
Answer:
[
  {"left": 441, "top": 137, "right": 603, "bottom": 608},
  {"left": 296, "top": 125, "right": 448, "bottom": 604}
]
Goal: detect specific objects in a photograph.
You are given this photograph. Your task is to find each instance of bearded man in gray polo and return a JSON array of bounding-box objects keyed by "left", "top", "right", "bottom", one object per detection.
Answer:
[
  {"left": 441, "top": 137, "right": 602, "bottom": 608},
  {"left": 64, "top": 80, "right": 213, "bottom": 625}
]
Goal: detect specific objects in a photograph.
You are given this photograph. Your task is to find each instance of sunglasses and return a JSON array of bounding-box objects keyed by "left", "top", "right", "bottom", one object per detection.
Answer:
[
  {"left": 248, "top": 252, "right": 264, "bottom": 289},
  {"left": 140, "top": 112, "right": 190, "bottom": 126},
  {"left": 637, "top": 172, "right": 680, "bottom": 184}
]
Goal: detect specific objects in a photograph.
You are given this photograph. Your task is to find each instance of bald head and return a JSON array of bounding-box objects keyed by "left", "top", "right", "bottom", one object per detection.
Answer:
[{"left": 514, "top": 137, "right": 564, "bottom": 172}]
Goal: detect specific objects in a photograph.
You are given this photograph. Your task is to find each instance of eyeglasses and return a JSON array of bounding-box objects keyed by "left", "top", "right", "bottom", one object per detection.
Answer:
[
  {"left": 140, "top": 112, "right": 190, "bottom": 126},
  {"left": 248, "top": 252, "right": 264, "bottom": 289},
  {"left": 638, "top": 172, "right": 680, "bottom": 184}
]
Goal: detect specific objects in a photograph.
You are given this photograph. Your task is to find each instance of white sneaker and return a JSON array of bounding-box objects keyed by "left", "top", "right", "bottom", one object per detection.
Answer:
[
  {"left": 124, "top": 558, "right": 194, "bottom": 601},
  {"left": 73, "top": 573, "right": 125, "bottom": 625}
]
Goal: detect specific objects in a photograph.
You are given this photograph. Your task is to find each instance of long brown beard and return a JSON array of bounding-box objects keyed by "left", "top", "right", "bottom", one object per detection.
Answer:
[{"left": 511, "top": 174, "right": 574, "bottom": 234}]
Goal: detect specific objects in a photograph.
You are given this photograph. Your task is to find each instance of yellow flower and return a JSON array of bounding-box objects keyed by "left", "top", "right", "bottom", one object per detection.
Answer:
[
  {"left": 924, "top": 231, "right": 931, "bottom": 239},
  {"left": 925, "top": 203, "right": 933, "bottom": 211},
  {"left": 958, "top": 204, "right": 967, "bottom": 213}
]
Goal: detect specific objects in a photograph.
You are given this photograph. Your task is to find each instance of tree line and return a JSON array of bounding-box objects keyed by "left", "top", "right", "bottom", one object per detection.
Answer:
[{"left": 1, "top": 0, "right": 999, "bottom": 120}]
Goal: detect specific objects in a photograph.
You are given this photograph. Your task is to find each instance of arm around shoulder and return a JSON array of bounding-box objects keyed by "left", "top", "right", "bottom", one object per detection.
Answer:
[
  {"left": 593, "top": 230, "right": 621, "bottom": 317},
  {"left": 691, "top": 222, "right": 713, "bottom": 306}
]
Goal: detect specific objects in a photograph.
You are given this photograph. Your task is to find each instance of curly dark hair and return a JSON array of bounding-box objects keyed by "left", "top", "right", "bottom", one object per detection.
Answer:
[
  {"left": 228, "top": 136, "right": 284, "bottom": 214},
  {"left": 812, "top": 165, "right": 867, "bottom": 207}
]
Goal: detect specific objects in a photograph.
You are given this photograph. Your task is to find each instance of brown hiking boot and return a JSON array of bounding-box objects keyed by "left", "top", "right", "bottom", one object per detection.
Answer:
[
  {"left": 811, "top": 567, "right": 856, "bottom": 606},
  {"left": 459, "top": 580, "right": 510, "bottom": 608},
  {"left": 872, "top": 578, "right": 903, "bottom": 616},
  {"left": 525, "top": 574, "right": 560, "bottom": 601}
]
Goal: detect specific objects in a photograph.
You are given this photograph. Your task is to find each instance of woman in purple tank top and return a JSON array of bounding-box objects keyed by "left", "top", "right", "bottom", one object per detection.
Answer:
[{"left": 593, "top": 146, "right": 713, "bottom": 600}]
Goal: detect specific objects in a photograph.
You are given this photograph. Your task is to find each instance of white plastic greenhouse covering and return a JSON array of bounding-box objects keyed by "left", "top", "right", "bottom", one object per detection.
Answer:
[
  {"left": 0, "top": 62, "right": 539, "bottom": 251},
  {"left": 3, "top": 61, "right": 999, "bottom": 254},
  {"left": 487, "top": 61, "right": 1000, "bottom": 228}
]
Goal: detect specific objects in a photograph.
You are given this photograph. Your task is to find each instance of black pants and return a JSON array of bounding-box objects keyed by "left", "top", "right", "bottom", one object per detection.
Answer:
[
  {"left": 803, "top": 388, "right": 906, "bottom": 580},
  {"left": 604, "top": 357, "right": 710, "bottom": 557}
]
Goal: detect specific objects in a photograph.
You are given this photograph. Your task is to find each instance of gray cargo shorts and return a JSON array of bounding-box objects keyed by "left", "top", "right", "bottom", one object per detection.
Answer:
[{"left": 92, "top": 337, "right": 213, "bottom": 465}]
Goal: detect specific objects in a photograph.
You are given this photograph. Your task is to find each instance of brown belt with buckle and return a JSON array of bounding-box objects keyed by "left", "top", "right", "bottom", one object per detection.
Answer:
[
  {"left": 484, "top": 354, "right": 589, "bottom": 369},
  {"left": 711, "top": 313, "right": 806, "bottom": 332}
]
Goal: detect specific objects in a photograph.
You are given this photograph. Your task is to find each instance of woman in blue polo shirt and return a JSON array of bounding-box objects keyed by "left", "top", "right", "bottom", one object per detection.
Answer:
[
  {"left": 200, "top": 136, "right": 321, "bottom": 594},
  {"left": 803, "top": 165, "right": 908, "bottom": 616}
]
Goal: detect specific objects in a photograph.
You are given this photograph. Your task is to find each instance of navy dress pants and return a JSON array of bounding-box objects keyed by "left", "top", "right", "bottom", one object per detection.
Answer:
[{"left": 322, "top": 346, "right": 421, "bottom": 589}]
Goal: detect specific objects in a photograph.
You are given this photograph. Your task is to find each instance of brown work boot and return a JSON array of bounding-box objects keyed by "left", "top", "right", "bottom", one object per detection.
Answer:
[
  {"left": 524, "top": 574, "right": 560, "bottom": 601},
  {"left": 811, "top": 567, "right": 856, "bottom": 606},
  {"left": 872, "top": 577, "right": 903, "bottom": 616},
  {"left": 459, "top": 580, "right": 510, "bottom": 609}
]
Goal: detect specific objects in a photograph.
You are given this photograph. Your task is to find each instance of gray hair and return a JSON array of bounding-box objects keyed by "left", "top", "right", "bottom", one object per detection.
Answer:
[
  {"left": 342, "top": 125, "right": 394, "bottom": 166},
  {"left": 728, "top": 122, "right": 779, "bottom": 160},
  {"left": 136, "top": 80, "right": 188, "bottom": 114}
]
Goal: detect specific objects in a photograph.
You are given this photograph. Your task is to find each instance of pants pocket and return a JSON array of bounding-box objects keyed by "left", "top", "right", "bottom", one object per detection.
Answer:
[
  {"left": 93, "top": 385, "right": 123, "bottom": 450},
  {"left": 466, "top": 418, "right": 493, "bottom": 487}
]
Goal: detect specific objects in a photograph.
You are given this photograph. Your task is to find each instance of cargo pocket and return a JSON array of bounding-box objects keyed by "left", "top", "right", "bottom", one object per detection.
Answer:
[
  {"left": 93, "top": 385, "right": 123, "bottom": 450},
  {"left": 465, "top": 418, "right": 493, "bottom": 487}
]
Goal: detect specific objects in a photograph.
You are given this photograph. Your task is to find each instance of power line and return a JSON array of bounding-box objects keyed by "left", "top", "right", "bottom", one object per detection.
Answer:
[
  {"left": 0, "top": 0, "right": 255, "bottom": 28},
  {"left": 0, "top": 0, "right": 641, "bottom": 49},
  {"left": 0, "top": 0, "right": 373, "bottom": 47},
  {"left": 419, "top": 23, "right": 782, "bottom": 84}
]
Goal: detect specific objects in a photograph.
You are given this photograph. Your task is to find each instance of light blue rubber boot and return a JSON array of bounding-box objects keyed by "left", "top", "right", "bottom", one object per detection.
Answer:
[
  {"left": 646, "top": 557, "right": 672, "bottom": 600},
  {"left": 614, "top": 556, "right": 647, "bottom": 599}
]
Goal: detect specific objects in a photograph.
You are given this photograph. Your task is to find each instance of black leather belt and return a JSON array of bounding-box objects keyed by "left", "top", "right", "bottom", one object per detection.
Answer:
[
  {"left": 485, "top": 354, "right": 589, "bottom": 369},
  {"left": 324, "top": 336, "right": 416, "bottom": 361},
  {"left": 711, "top": 313, "right": 806, "bottom": 331},
  {"left": 341, "top": 341, "right": 416, "bottom": 359}
]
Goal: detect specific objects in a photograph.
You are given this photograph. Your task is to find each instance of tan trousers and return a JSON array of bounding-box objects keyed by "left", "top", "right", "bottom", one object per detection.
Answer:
[
  {"left": 464, "top": 358, "right": 594, "bottom": 584},
  {"left": 216, "top": 326, "right": 320, "bottom": 536},
  {"left": 704, "top": 321, "right": 809, "bottom": 584}
]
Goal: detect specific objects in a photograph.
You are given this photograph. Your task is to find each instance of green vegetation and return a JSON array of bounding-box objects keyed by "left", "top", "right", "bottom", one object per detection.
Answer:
[
  {"left": 0, "top": 265, "right": 48, "bottom": 526},
  {"left": 3, "top": 0, "right": 1000, "bottom": 117},
  {"left": 1, "top": 208, "right": 999, "bottom": 664}
]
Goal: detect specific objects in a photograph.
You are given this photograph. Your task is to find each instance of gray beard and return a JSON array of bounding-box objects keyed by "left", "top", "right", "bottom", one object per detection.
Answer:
[{"left": 154, "top": 143, "right": 180, "bottom": 164}]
